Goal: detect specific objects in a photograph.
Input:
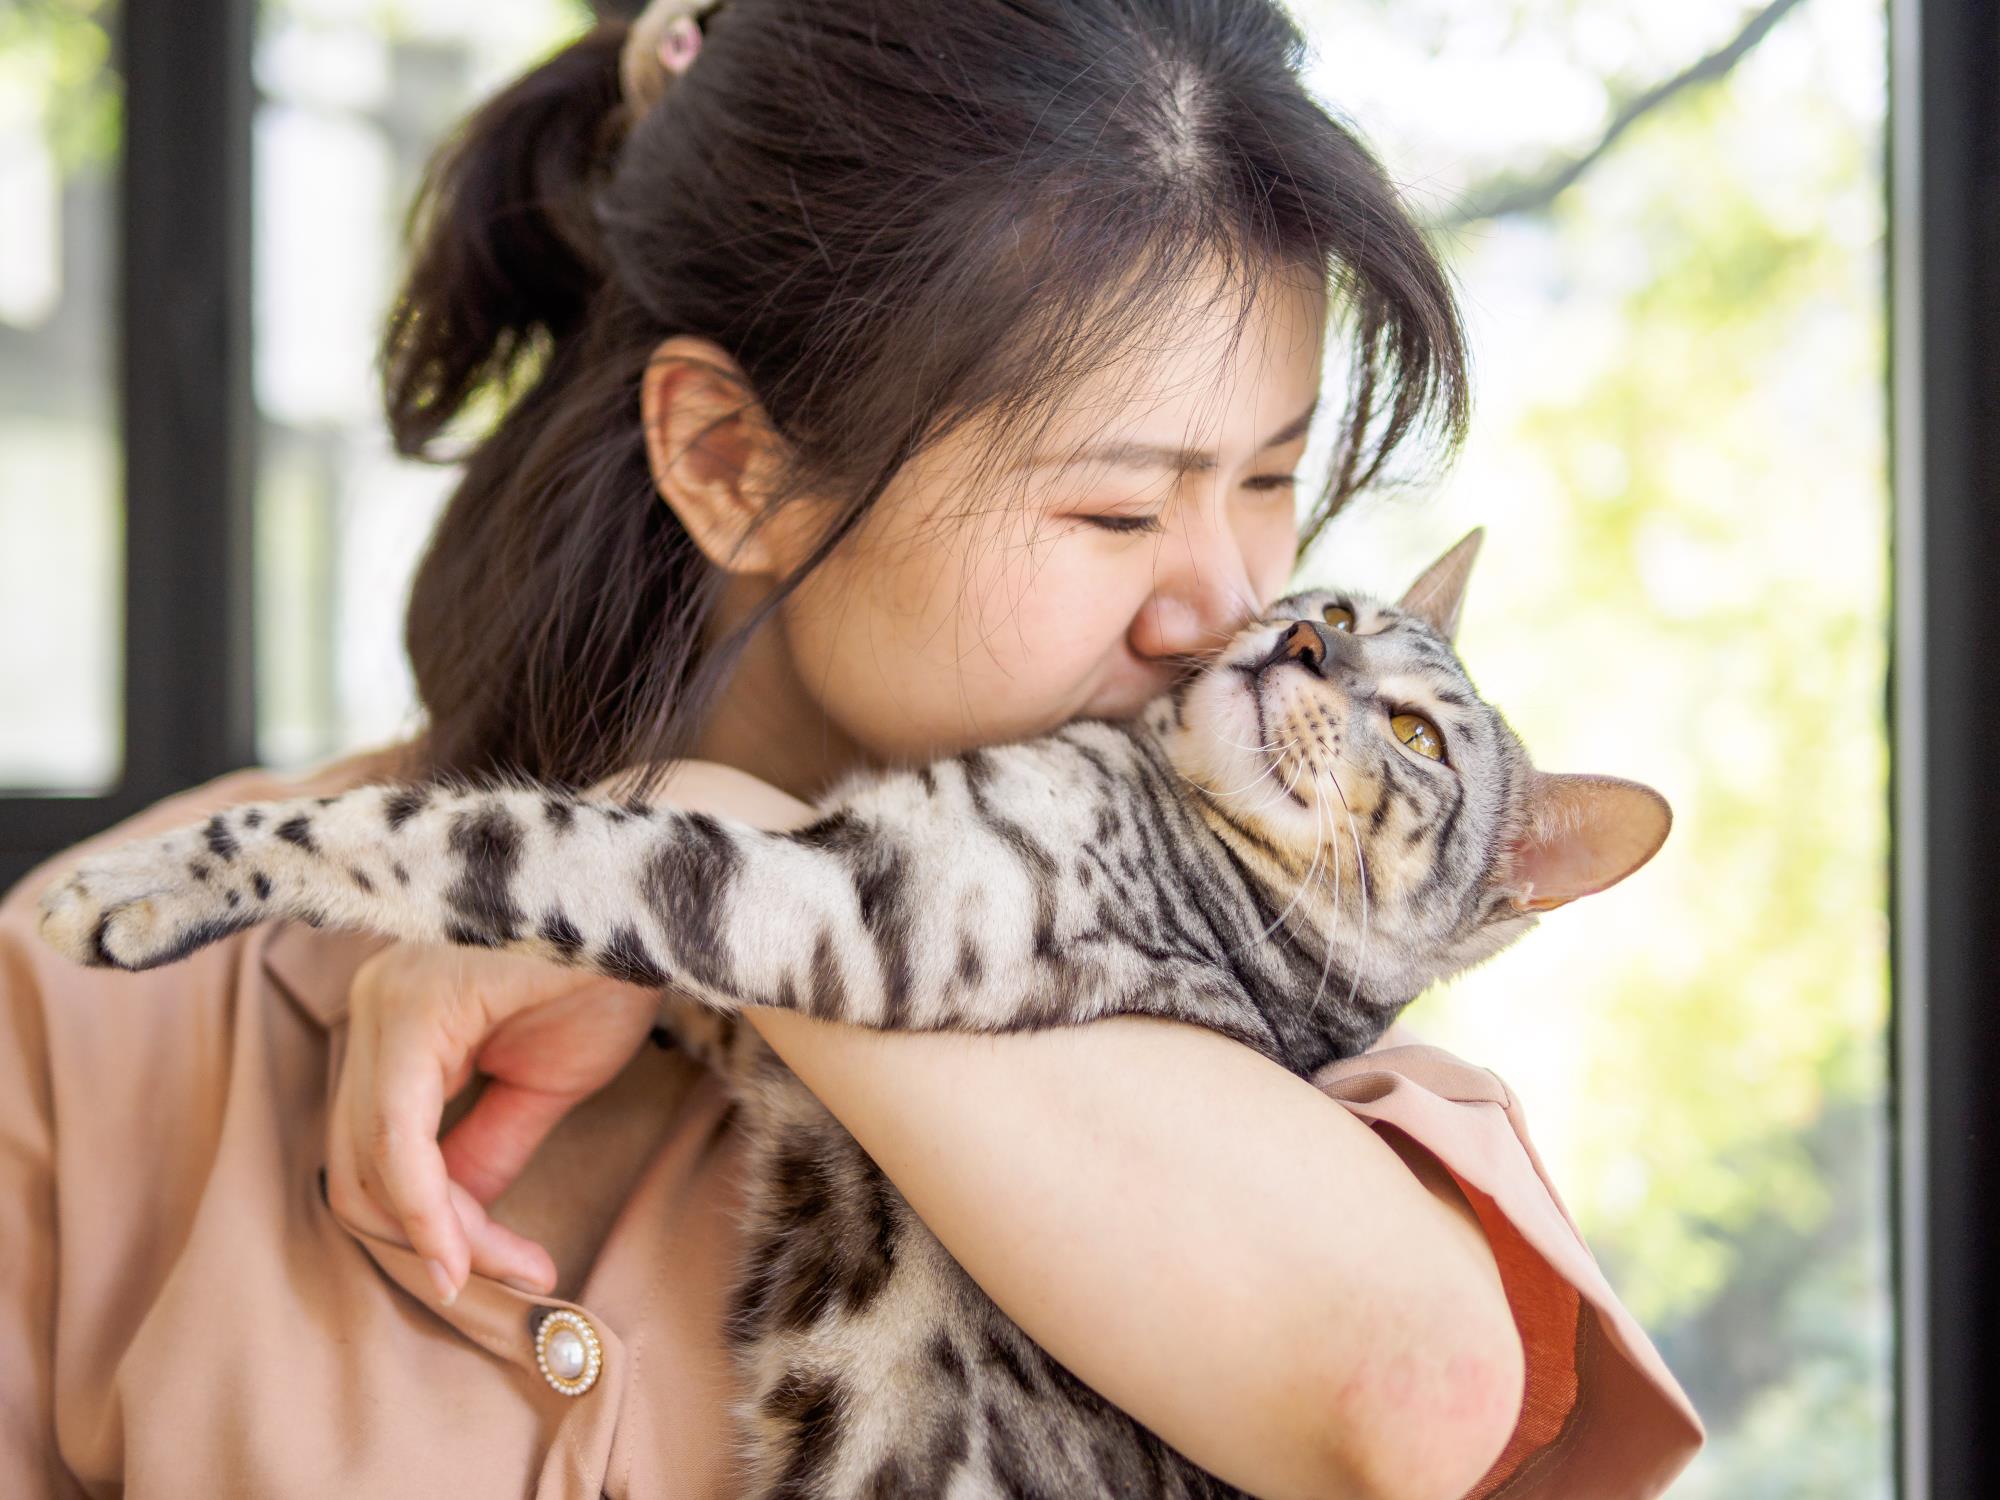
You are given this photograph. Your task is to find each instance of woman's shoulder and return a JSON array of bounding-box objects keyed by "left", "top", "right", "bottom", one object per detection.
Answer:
[
  {"left": 601, "top": 757, "right": 818, "bottom": 827},
  {"left": 0, "top": 742, "right": 417, "bottom": 1058},
  {"left": 1312, "top": 1031, "right": 1707, "bottom": 1496},
  {"left": 1, "top": 742, "right": 416, "bottom": 924}
]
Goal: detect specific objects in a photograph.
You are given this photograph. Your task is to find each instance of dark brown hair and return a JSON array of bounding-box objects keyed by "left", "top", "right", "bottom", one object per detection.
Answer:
[{"left": 383, "top": 0, "right": 1469, "bottom": 795}]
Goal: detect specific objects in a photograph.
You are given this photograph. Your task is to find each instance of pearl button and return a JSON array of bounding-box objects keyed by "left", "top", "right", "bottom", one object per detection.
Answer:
[
  {"left": 546, "top": 1327, "right": 587, "bottom": 1381},
  {"left": 533, "top": 1309, "right": 603, "bottom": 1396}
]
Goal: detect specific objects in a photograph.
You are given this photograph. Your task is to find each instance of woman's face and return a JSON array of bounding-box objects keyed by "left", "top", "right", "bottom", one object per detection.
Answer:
[{"left": 772, "top": 274, "right": 1327, "bottom": 770}]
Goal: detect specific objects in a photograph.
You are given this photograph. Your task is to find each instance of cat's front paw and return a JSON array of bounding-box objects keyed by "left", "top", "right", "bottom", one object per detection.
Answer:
[{"left": 36, "top": 831, "right": 258, "bottom": 971}]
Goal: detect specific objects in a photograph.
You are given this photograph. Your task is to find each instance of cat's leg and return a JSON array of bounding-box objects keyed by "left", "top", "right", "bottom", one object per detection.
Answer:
[
  {"left": 33, "top": 781, "right": 813, "bottom": 988},
  {"left": 42, "top": 782, "right": 562, "bottom": 972},
  {"left": 36, "top": 773, "right": 1278, "bottom": 1059},
  {"left": 33, "top": 780, "right": 931, "bottom": 1021}
]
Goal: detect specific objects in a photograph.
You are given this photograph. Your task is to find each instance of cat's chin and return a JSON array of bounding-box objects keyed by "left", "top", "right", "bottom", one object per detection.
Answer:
[{"left": 1156, "top": 662, "right": 1272, "bottom": 787}]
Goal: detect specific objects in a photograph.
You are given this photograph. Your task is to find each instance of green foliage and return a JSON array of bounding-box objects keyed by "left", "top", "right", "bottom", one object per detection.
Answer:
[
  {"left": 1302, "top": 0, "right": 1891, "bottom": 1489},
  {"left": 0, "top": 0, "right": 118, "bottom": 173}
]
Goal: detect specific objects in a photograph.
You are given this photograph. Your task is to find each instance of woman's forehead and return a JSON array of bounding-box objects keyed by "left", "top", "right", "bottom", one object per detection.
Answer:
[
  {"left": 1043, "top": 278, "right": 1328, "bottom": 444},
  {"left": 892, "top": 272, "right": 1326, "bottom": 503},
  {"left": 997, "top": 364, "right": 1325, "bottom": 485}
]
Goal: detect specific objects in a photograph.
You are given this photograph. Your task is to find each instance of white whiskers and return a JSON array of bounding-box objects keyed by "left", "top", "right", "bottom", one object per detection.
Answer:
[
  {"left": 1249, "top": 749, "right": 1325, "bottom": 943},
  {"left": 1325, "top": 767, "right": 1370, "bottom": 1013},
  {"left": 1179, "top": 731, "right": 1299, "bottom": 807}
]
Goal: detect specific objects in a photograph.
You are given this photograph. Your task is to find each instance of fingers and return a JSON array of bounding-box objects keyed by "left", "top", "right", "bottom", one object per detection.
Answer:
[
  {"left": 364, "top": 1014, "right": 472, "bottom": 1290},
  {"left": 330, "top": 1069, "right": 560, "bottom": 1300},
  {"left": 328, "top": 993, "right": 469, "bottom": 1300},
  {"left": 446, "top": 1178, "right": 559, "bottom": 1296},
  {"left": 439, "top": 1079, "right": 580, "bottom": 1207},
  {"left": 329, "top": 950, "right": 564, "bottom": 1304},
  {"left": 327, "top": 940, "right": 645, "bottom": 1306}
]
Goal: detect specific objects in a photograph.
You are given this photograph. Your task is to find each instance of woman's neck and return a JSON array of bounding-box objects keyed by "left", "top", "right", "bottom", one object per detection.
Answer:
[{"left": 688, "top": 582, "right": 872, "bottom": 804}]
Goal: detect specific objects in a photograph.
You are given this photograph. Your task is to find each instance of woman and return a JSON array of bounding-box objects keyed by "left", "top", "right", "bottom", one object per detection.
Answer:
[{"left": 0, "top": 1, "right": 1703, "bottom": 1495}]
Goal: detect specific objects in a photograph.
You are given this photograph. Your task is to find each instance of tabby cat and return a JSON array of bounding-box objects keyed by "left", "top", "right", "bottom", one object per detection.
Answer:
[{"left": 37, "top": 528, "right": 1669, "bottom": 1499}]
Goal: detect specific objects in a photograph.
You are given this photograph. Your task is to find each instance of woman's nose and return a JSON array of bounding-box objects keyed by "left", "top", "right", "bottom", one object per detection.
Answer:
[{"left": 1126, "top": 502, "right": 1262, "bottom": 661}]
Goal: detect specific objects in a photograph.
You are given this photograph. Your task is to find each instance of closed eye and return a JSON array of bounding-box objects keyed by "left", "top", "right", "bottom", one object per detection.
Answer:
[{"left": 1073, "top": 513, "right": 1165, "bottom": 535}]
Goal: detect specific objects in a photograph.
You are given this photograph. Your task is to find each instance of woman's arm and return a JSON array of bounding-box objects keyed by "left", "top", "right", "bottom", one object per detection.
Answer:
[
  {"left": 748, "top": 1014, "right": 1519, "bottom": 1500},
  {"left": 664, "top": 762, "right": 1525, "bottom": 1500}
]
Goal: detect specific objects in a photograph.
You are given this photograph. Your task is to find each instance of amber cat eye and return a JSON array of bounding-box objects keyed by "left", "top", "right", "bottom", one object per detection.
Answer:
[
  {"left": 1321, "top": 603, "right": 1356, "bottom": 632},
  {"left": 1390, "top": 712, "right": 1446, "bottom": 762}
]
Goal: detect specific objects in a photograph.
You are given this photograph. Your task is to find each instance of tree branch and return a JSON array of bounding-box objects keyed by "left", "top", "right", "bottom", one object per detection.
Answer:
[{"left": 1435, "top": 0, "right": 1810, "bottom": 229}]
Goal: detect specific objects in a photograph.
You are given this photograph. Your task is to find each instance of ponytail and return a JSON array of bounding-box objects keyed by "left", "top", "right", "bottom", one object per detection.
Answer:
[{"left": 381, "top": 22, "right": 629, "bottom": 456}]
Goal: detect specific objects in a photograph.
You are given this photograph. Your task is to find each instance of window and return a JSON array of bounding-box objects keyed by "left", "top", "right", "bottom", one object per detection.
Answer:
[
  {"left": 2, "top": 3, "right": 1990, "bottom": 1488},
  {"left": 0, "top": 0, "right": 122, "bottom": 792},
  {"left": 252, "top": 0, "right": 589, "bottom": 767}
]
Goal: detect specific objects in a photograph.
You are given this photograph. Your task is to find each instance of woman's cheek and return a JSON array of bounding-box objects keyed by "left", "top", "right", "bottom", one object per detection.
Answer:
[
  {"left": 783, "top": 509, "right": 1155, "bottom": 753},
  {"left": 768, "top": 556, "right": 1056, "bottom": 756},
  {"left": 883, "top": 543, "right": 1129, "bottom": 738}
]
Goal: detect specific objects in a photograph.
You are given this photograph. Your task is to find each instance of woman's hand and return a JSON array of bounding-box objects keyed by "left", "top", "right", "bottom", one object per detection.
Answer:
[
  {"left": 328, "top": 941, "right": 661, "bottom": 1303},
  {"left": 326, "top": 759, "right": 813, "bottom": 1304}
]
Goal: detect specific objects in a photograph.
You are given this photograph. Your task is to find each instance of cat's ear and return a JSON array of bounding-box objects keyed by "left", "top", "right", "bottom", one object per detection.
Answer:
[
  {"left": 1498, "top": 771, "right": 1672, "bottom": 911},
  {"left": 1397, "top": 527, "right": 1484, "bottom": 640}
]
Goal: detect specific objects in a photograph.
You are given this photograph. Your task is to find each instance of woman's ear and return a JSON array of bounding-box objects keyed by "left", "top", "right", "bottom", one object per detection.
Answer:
[{"left": 641, "top": 335, "right": 799, "bottom": 576}]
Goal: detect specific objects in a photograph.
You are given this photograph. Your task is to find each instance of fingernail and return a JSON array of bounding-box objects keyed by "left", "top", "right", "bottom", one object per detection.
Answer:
[{"left": 425, "top": 1257, "right": 459, "bottom": 1306}]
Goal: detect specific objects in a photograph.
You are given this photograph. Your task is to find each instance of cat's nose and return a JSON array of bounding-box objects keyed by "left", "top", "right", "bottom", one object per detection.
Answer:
[{"left": 1262, "top": 619, "right": 1337, "bottom": 677}]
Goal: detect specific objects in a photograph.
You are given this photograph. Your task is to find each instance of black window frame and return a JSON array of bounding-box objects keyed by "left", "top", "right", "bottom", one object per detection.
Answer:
[
  {"left": 0, "top": 0, "right": 256, "bottom": 889},
  {"left": 1889, "top": 0, "right": 2000, "bottom": 1489},
  {"left": 2, "top": 0, "right": 1992, "bottom": 1484}
]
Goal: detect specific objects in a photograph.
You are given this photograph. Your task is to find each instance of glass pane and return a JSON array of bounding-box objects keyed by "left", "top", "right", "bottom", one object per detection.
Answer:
[
  {"left": 1294, "top": 1, "right": 1893, "bottom": 1491},
  {"left": 252, "top": 0, "right": 590, "bottom": 769},
  {"left": 0, "top": 0, "right": 122, "bottom": 791}
]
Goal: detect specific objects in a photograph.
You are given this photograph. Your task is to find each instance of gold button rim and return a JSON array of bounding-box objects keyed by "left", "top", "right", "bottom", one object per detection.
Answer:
[{"left": 533, "top": 1308, "right": 603, "bottom": 1397}]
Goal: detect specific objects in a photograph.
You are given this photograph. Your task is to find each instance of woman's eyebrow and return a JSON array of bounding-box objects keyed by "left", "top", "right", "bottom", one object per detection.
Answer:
[{"left": 1020, "top": 397, "right": 1320, "bottom": 477}]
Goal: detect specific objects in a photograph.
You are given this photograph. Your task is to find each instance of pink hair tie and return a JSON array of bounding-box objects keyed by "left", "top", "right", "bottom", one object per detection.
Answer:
[
  {"left": 658, "top": 15, "right": 703, "bottom": 75},
  {"left": 621, "top": 3, "right": 712, "bottom": 118}
]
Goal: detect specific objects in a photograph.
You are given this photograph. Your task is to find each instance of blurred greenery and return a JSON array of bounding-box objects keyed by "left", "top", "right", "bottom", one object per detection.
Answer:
[
  {"left": 1302, "top": 0, "right": 1891, "bottom": 1492},
  {"left": 0, "top": 0, "right": 117, "bottom": 172}
]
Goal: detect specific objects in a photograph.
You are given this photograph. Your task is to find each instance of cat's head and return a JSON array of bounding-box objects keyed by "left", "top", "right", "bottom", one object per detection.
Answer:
[{"left": 1146, "top": 529, "right": 1671, "bottom": 1003}]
